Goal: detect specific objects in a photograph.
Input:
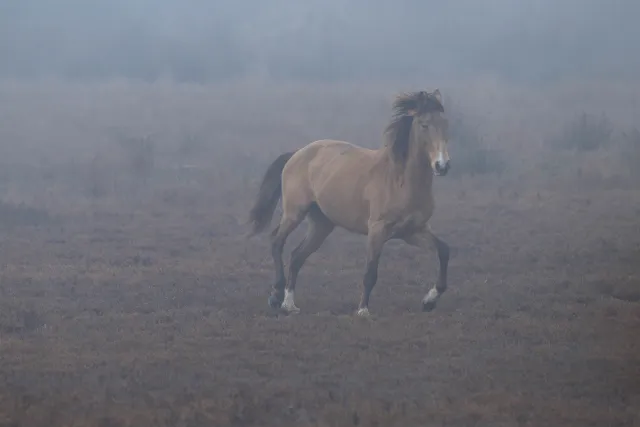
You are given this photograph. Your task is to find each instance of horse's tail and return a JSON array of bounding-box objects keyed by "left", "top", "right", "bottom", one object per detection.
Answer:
[{"left": 246, "top": 151, "right": 296, "bottom": 236}]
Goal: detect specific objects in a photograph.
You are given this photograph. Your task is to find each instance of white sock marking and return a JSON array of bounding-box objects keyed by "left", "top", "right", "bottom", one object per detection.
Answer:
[
  {"left": 356, "top": 307, "right": 370, "bottom": 317},
  {"left": 281, "top": 289, "right": 299, "bottom": 312},
  {"left": 423, "top": 287, "right": 439, "bottom": 304}
]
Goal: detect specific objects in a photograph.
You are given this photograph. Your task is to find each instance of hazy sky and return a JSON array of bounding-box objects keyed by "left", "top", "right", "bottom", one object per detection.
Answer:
[{"left": 1, "top": 0, "right": 638, "bottom": 83}]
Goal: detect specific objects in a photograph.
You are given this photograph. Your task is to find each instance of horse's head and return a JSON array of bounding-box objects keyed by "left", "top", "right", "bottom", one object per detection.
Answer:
[
  {"left": 386, "top": 89, "right": 451, "bottom": 176},
  {"left": 409, "top": 89, "right": 450, "bottom": 176}
]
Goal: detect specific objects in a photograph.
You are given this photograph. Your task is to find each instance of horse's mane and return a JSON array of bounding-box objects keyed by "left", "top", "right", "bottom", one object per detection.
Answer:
[{"left": 384, "top": 91, "right": 444, "bottom": 166}]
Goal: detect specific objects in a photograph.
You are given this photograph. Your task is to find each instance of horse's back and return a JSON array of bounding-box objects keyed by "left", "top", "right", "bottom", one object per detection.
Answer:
[
  {"left": 293, "top": 138, "right": 368, "bottom": 157},
  {"left": 282, "top": 139, "right": 379, "bottom": 233},
  {"left": 287, "top": 138, "right": 375, "bottom": 167},
  {"left": 284, "top": 139, "right": 377, "bottom": 183}
]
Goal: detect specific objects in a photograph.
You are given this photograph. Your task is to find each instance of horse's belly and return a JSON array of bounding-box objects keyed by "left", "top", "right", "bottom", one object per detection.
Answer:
[
  {"left": 307, "top": 142, "right": 375, "bottom": 234},
  {"left": 321, "top": 203, "right": 369, "bottom": 234},
  {"left": 314, "top": 182, "right": 370, "bottom": 235}
]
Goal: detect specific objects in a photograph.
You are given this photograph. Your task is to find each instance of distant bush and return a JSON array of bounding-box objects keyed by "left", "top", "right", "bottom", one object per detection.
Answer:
[
  {"left": 177, "top": 132, "right": 206, "bottom": 163},
  {"left": 0, "top": 200, "right": 51, "bottom": 227},
  {"left": 619, "top": 127, "right": 640, "bottom": 178},
  {"left": 448, "top": 112, "right": 506, "bottom": 177},
  {"left": 552, "top": 112, "right": 614, "bottom": 151},
  {"left": 88, "top": 154, "right": 110, "bottom": 199},
  {"left": 113, "top": 134, "right": 156, "bottom": 186}
]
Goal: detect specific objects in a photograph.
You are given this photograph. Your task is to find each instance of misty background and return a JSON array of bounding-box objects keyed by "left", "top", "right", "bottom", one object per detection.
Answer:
[{"left": 1, "top": 0, "right": 639, "bottom": 84}]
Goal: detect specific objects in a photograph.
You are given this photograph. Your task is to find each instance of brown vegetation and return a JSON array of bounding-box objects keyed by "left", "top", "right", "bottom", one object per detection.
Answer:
[{"left": 0, "top": 78, "right": 638, "bottom": 426}]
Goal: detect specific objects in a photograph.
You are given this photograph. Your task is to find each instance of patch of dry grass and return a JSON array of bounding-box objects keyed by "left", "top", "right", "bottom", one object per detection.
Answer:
[{"left": 0, "top": 77, "right": 638, "bottom": 426}]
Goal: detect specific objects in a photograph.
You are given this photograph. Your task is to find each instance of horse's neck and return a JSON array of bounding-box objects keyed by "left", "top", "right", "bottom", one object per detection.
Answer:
[
  {"left": 401, "top": 137, "right": 433, "bottom": 193},
  {"left": 378, "top": 141, "right": 433, "bottom": 205}
]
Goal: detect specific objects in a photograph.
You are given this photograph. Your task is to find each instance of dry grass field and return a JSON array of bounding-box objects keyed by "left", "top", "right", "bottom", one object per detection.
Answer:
[{"left": 0, "top": 78, "right": 639, "bottom": 426}]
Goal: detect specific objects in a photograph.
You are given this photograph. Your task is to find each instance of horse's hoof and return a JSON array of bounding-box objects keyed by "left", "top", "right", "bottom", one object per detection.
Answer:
[
  {"left": 422, "top": 301, "right": 437, "bottom": 312},
  {"left": 422, "top": 288, "right": 439, "bottom": 312},
  {"left": 281, "top": 304, "right": 300, "bottom": 314},
  {"left": 268, "top": 295, "right": 283, "bottom": 309},
  {"left": 356, "top": 307, "right": 370, "bottom": 317}
]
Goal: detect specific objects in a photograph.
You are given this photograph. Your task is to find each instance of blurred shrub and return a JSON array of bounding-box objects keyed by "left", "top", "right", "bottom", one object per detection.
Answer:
[
  {"left": 0, "top": 200, "right": 51, "bottom": 227},
  {"left": 619, "top": 127, "right": 640, "bottom": 178},
  {"left": 448, "top": 111, "right": 506, "bottom": 177},
  {"left": 552, "top": 112, "right": 614, "bottom": 151},
  {"left": 113, "top": 134, "right": 156, "bottom": 186}
]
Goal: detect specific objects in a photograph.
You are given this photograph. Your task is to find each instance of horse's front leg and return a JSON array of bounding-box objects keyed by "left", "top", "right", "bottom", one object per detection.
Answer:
[
  {"left": 403, "top": 230, "right": 450, "bottom": 311},
  {"left": 357, "top": 221, "right": 391, "bottom": 317}
]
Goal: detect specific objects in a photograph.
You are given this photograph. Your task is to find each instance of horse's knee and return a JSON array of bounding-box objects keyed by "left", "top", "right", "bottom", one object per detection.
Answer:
[{"left": 270, "top": 232, "right": 286, "bottom": 255}]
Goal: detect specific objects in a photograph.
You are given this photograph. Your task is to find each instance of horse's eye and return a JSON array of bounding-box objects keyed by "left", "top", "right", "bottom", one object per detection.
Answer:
[{"left": 421, "top": 124, "right": 429, "bottom": 129}]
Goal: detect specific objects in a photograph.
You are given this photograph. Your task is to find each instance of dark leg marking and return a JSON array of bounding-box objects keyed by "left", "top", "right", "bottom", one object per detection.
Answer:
[
  {"left": 282, "top": 204, "right": 334, "bottom": 313},
  {"left": 403, "top": 231, "right": 450, "bottom": 312},
  {"left": 268, "top": 213, "right": 305, "bottom": 309},
  {"left": 357, "top": 222, "right": 389, "bottom": 316}
]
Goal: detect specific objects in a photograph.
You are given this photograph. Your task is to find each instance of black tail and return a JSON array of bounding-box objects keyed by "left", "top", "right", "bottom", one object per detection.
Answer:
[{"left": 247, "top": 151, "right": 296, "bottom": 236}]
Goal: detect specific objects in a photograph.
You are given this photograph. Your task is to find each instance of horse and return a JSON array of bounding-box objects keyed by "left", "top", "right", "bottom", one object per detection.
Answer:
[{"left": 247, "top": 89, "right": 451, "bottom": 316}]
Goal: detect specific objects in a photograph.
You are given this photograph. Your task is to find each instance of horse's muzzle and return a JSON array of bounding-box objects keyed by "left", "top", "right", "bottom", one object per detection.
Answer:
[{"left": 434, "top": 160, "right": 450, "bottom": 176}]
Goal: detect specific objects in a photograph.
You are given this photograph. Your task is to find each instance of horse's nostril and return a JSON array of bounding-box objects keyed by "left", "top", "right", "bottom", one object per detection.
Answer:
[{"left": 434, "top": 161, "right": 450, "bottom": 175}]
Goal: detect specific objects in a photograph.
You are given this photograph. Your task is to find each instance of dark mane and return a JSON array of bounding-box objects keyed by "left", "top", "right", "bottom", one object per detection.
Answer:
[{"left": 384, "top": 91, "right": 444, "bottom": 166}]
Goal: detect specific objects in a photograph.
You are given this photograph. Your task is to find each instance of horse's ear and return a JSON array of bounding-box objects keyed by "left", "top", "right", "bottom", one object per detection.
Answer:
[{"left": 432, "top": 88, "right": 443, "bottom": 106}]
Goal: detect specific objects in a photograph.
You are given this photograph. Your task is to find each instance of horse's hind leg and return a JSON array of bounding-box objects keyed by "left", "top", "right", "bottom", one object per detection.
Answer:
[
  {"left": 268, "top": 207, "right": 307, "bottom": 309},
  {"left": 282, "top": 204, "right": 334, "bottom": 313}
]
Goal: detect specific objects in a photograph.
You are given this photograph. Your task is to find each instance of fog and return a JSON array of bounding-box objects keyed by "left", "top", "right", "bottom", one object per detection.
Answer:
[
  {"left": 1, "top": 2, "right": 640, "bottom": 426},
  {"left": 2, "top": 0, "right": 639, "bottom": 83}
]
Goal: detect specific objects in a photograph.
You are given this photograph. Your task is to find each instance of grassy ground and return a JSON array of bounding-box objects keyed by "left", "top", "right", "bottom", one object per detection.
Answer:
[{"left": 0, "top": 78, "right": 638, "bottom": 426}]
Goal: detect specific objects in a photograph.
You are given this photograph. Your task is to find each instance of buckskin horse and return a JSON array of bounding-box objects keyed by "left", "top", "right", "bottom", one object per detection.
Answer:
[{"left": 247, "top": 89, "right": 451, "bottom": 316}]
